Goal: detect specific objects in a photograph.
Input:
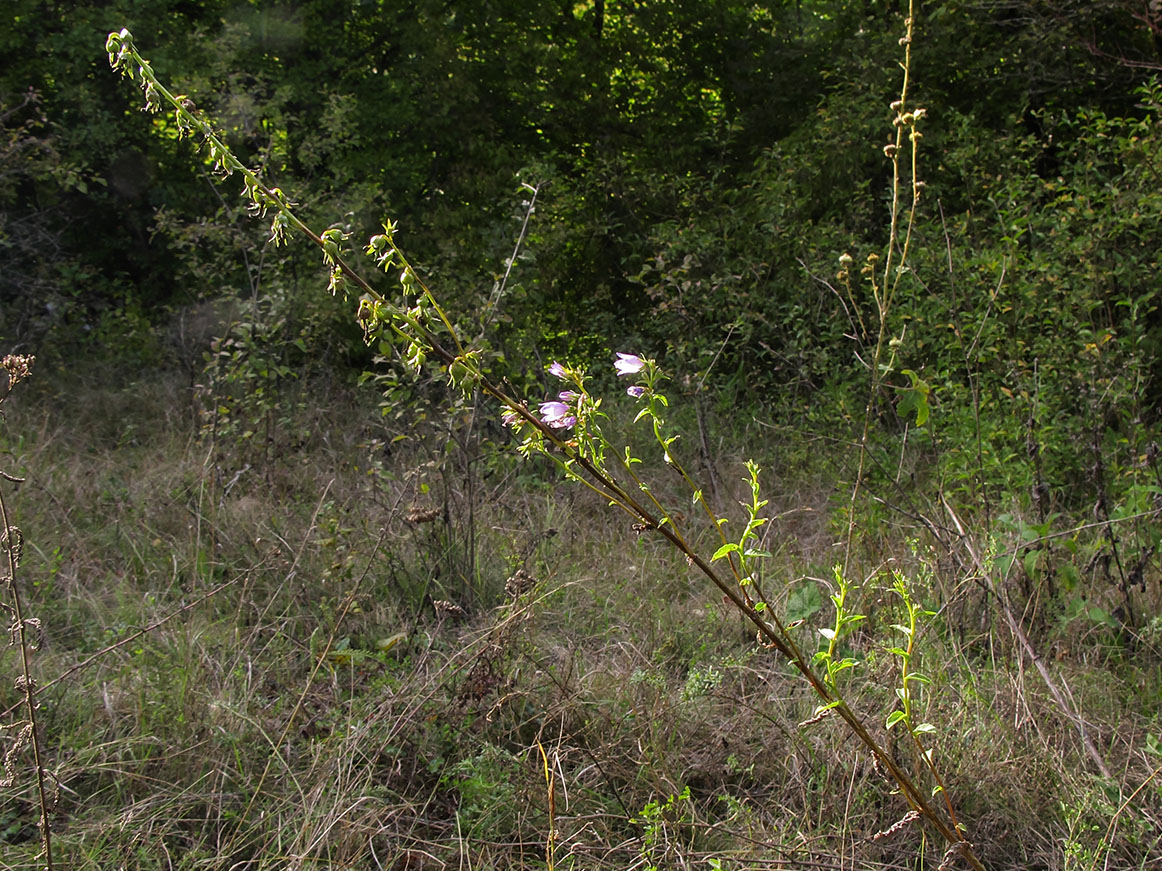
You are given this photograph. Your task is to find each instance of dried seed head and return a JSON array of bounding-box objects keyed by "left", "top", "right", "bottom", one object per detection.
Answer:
[
  {"left": 504, "top": 568, "right": 537, "bottom": 598},
  {"left": 1, "top": 723, "right": 34, "bottom": 787},
  {"left": 2, "top": 354, "right": 34, "bottom": 385},
  {"left": 871, "top": 810, "right": 921, "bottom": 842},
  {"left": 936, "top": 839, "right": 974, "bottom": 871},
  {"left": 432, "top": 599, "right": 465, "bottom": 618},
  {"left": 1, "top": 527, "right": 23, "bottom": 569},
  {"left": 13, "top": 674, "right": 36, "bottom": 692},
  {"left": 406, "top": 507, "right": 441, "bottom": 524},
  {"left": 798, "top": 707, "right": 835, "bottom": 728}
]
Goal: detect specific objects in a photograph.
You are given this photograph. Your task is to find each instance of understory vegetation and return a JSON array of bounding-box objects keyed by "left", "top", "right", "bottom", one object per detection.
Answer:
[{"left": 3, "top": 2, "right": 1162, "bottom": 869}]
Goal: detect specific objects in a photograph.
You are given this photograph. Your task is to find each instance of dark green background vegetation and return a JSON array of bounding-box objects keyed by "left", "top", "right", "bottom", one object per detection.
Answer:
[
  {"left": 4, "top": 1, "right": 1162, "bottom": 499},
  {"left": 3, "top": 1, "right": 1162, "bottom": 868}
]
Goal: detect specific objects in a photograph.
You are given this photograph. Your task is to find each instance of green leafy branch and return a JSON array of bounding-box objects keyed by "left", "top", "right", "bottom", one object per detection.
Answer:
[
  {"left": 814, "top": 567, "right": 867, "bottom": 696},
  {"left": 886, "top": 570, "right": 964, "bottom": 830}
]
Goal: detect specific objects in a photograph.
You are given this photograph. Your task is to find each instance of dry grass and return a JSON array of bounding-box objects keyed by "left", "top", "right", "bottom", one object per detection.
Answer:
[{"left": 0, "top": 371, "right": 1160, "bottom": 870}]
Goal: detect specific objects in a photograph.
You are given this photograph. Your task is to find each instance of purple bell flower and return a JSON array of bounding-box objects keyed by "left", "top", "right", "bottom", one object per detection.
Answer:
[{"left": 614, "top": 353, "right": 646, "bottom": 376}]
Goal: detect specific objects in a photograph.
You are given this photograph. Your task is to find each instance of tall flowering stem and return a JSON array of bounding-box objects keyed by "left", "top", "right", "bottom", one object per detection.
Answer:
[
  {"left": 842, "top": 0, "right": 927, "bottom": 576},
  {"left": 105, "top": 30, "right": 984, "bottom": 870}
]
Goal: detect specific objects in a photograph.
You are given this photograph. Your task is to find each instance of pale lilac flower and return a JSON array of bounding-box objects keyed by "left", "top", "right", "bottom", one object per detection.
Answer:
[
  {"left": 626, "top": 385, "right": 646, "bottom": 398},
  {"left": 501, "top": 408, "right": 523, "bottom": 427},
  {"left": 548, "top": 361, "right": 568, "bottom": 379},
  {"left": 539, "top": 400, "right": 576, "bottom": 429},
  {"left": 614, "top": 353, "right": 646, "bottom": 376},
  {"left": 558, "top": 390, "right": 580, "bottom": 401}
]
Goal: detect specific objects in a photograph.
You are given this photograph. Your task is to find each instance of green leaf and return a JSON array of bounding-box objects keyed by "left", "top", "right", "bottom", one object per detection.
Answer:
[
  {"left": 994, "top": 552, "right": 1013, "bottom": 580},
  {"left": 1022, "top": 549, "right": 1041, "bottom": 577},
  {"left": 712, "top": 543, "right": 740, "bottom": 561},
  {"left": 886, "top": 710, "right": 907, "bottom": 729},
  {"left": 895, "top": 369, "right": 931, "bottom": 426},
  {"left": 785, "top": 581, "right": 824, "bottom": 623},
  {"left": 1086, "top": 606, "right": 1118, "bottom": 627},
  {"left": 1145, "top": 733, "right": 1162, "bottom": 758}
]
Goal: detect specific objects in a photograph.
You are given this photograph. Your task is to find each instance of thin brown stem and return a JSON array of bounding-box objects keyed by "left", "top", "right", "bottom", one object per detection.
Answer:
[{"left": 1, "top": 467, "right": 54, "bottom": 871}]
